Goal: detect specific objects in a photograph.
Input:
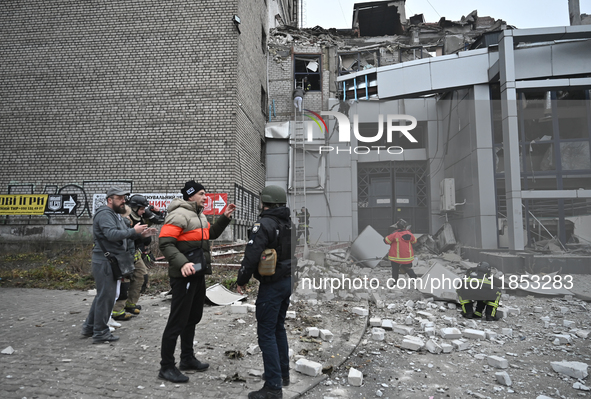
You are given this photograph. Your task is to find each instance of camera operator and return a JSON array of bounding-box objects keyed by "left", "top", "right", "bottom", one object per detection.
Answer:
[{"left": 111, "top": 194, "right": 163, "bottom": 321}]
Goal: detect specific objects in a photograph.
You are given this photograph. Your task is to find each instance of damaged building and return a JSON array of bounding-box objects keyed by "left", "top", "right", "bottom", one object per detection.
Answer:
[{"left": 265, "top": 0, "right": 591, "bottom": 255}]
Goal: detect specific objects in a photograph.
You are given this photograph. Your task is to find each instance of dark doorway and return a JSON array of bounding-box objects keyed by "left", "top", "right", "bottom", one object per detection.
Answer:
[{"left": 358, "top": 162, "right": 429, "bottom": 237}]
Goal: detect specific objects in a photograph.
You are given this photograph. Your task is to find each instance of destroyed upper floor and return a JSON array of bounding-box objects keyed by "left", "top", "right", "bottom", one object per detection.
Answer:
[{"left": 268, "top": 3, "right": 508, "bottom": 76}]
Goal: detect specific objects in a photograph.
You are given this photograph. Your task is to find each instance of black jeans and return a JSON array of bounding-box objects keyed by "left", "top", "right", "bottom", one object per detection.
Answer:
[
  {"left": 256, "top": 276, "right": 292, "bottom": 390},
  {"left": 391, "top": 261, "right": 417, "bottom": 282},
  {"left": 160, "top": 274, "right": 206, "bottom": 369}
]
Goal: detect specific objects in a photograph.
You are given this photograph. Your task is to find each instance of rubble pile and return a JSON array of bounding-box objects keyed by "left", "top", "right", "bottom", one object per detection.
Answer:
[{"left": 290, "top": 249, "right": 591, "bottom": 399}]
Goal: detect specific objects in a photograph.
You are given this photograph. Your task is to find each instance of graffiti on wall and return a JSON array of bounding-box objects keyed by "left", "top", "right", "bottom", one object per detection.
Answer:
[
  {"left": 2, "top": 181, "right": 134, "bottom": 231},
  {"left": 2, "top": 181, "right": 235, "bottom": 233}
]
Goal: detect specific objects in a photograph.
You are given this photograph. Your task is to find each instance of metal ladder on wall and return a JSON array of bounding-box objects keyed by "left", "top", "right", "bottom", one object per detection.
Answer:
[{"left": 292, "top": 96, "right": 309, "bottom": 258}]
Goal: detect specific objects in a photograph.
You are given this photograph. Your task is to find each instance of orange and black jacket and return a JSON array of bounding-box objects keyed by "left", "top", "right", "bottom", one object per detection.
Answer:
[
  {"left": 158, "top": 198, "right": 231, "bottom": 278},
  {"left": 384, "top": 229, "right": 417, "bottom": 264}
]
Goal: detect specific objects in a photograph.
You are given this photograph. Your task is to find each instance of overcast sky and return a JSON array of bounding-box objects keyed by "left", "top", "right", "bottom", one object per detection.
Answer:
[{"left": 304, "top": 0, "right": 591, "bottom": 30}]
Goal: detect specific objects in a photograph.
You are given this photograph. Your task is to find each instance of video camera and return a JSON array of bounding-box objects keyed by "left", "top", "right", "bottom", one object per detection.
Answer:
[{"left": 144, "top": 205, "right": 166, "bottom": 224}]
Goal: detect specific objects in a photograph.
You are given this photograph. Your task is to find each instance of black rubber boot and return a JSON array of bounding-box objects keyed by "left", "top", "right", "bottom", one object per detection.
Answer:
[
  {"left": 485, "top": 305, "right": 500, "bottom": 321},
  {"left": 461, "top": 302, "right": 474, "bottom": 319}
]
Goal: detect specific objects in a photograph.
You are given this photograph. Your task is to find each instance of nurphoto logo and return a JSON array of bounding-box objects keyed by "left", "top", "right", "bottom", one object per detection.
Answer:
[{"left": 304, "top": 110, "right": 418, "bottom": 155}]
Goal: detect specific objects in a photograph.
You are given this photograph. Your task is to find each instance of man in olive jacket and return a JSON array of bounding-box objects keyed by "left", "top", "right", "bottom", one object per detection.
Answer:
[{"left": 157, "top": 180, "right": 236, "bottom": 383}]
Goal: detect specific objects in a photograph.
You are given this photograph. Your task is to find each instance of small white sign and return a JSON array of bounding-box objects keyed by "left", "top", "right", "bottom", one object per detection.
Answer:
[
  {"left": 376, "top": 198, "right": 390, "bottom": 204},
  {"left": 396, "top": 198, "right": 410, "bottom": 204}
]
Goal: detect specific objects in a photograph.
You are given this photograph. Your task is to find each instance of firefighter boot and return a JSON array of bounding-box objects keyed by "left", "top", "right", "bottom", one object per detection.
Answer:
[
  {"left": 485, "top": 304, "right": 500, "bottom": 321},
  {"left": 461, "top": 301, "right": 474, "bottom": 319}
]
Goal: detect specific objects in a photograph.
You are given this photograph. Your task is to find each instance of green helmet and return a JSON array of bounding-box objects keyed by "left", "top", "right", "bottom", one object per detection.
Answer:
[{"left": 260, "top": 185, "right": 287, "bottom": 204}]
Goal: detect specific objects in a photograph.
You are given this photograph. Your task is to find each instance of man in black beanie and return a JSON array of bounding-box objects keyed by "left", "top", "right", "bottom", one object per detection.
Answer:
[{"left": 157, "top": 180, "right": 236, "bottom": 383}]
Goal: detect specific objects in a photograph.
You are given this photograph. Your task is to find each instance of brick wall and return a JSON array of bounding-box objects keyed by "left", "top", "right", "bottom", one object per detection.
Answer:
[{"left": 0, "top": 0, "right": 268, "bottom": 210}]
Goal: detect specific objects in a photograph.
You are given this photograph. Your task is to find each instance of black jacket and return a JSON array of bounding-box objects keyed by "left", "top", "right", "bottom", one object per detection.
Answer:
[{"left": 237, "top": 206, "right": 294, "bottom": 286}]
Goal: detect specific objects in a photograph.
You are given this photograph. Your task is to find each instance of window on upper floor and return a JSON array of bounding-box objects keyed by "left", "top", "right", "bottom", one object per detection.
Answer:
[{"left": 294, "top": 55, "right": 321, "bottom": 92}]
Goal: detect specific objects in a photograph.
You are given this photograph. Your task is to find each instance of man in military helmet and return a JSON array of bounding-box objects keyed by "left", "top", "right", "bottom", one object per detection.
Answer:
[
  {"left": 111, "top": 194, "right": 162, "bottom": 321},
  {"left": 456, "top": 262, "right": 502, "bottom": 321},
  {"left": 236, "top": 185, "right": 295, "bottom": 399}
]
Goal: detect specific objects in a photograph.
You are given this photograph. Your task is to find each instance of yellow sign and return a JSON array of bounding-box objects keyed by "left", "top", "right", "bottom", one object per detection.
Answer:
[{"left": 0, "top": 194, "right": 48, "bottom": 215}]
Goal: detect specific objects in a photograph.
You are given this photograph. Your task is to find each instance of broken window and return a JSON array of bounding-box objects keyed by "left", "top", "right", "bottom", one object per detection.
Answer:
[
  {"left": 261, "top": 85, "right": 268, "bottom": 119},
  {"left": 294, "top": 55, "right": 321, "bottom": 91},
  {"left": 260, "top": 139, "right": 266, "bottom": 166},
  {"left": 342, "top": 72, "right": 378, "bottom": 101},
  {"left": 493, "top": 88, "right": 591, "bottom": 248},
  {"left": 338, "top": 51, "right": 380, "bottom": 75}
]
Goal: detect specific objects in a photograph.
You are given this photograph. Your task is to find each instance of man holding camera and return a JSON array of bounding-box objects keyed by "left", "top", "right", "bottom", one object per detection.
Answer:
[
  {"left": 157, "top": 180, "right": 236, "bottom": 383},
  {"left": 111, "top": 194, "right": 164, "bottom": 321}
]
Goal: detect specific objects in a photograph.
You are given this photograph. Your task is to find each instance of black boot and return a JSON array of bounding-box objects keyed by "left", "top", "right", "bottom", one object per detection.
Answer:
[
  {"left": 461, "top": 302, "right": 474, "bottom": 319},
  {"left": 158, "top": 366, "right": 189, "bottom": 383},
  {"left": 179, "top": 356, "right": 210, "bottom": 372},
  {"left": 247, "top": 385, "right": 283, "bottom": 399},
  {"left": 485, "top": 305, "right": 500, "bottom": 321}
]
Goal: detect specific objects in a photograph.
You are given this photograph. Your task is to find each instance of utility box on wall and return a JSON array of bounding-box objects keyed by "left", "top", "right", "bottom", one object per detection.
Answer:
[{"left": 440, "top": 178, "right": 456, "bottom": 212}]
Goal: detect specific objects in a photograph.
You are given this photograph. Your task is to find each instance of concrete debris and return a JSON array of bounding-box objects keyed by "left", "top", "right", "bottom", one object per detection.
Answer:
[
  {"left": 573, "top": 382, "right": 591, "bottom": 391},
  {"left": 417, "top": 262, "right": 461, "bottom": 301},
  {"left": 495, "top": 371, "right": 512, "bottom": 386},
  {"left": 371, "top": 327, "right": 385, "bottom": 341},
  {"left": 230, "top": 303, "right": 248, "bottom": 314},
  {"left": 295, "top": 358, "right": 323, "bottom": 377},
  {"left": 487, "top": 355, "right": 509, "bottom": 369},
  {"left": 501, "top": 328, "right": 513, "bottom": 337},
  {"left": 463, "top": 328, "right": 486, "bottom": 340},
  {"left": 307, "top": 327, "right": 320, "bottom": 337},
  {"left": 246, "top": 345, "right": 261, "bottom": 355},
  {"left": 401, "top": 336, "right": 424, "bottom": 351},
  {"left": 392, "top": 324, "right": 414, "bottom": 335},
  {"left": 352, "top": 307, "right": 368, "bottom": 316},
  {"left": 440, "top": 327, "right": 462, "bottom": 339},
  {"left": 550, "top": 361, "right": 588, "bottom": 379},
  {"left": 425, "top": 339, "right": 443, "bottom": 354},
  {"left": 348, "top": 367, "right": 363, "bottom": 386},
  {"left": 1, "top": 346, "right": 15, "bottom": 355},
  {"left": 349, "top": 225, "right": 389, "bottom": 268},
  {"left": 319, "top": 329, "right": 334, "bottom": 342},
  {"left": 451, "top": 339, "right": 470, "bottom": 351},
  {"left": 248, "top": 369, "right": 263, "bottom": 377},
  {"left": 369, "top": 317, "right": 382, "bottom": 326},
  {"left": 380, "top": 319, "right": 393, "bottom": 330}
]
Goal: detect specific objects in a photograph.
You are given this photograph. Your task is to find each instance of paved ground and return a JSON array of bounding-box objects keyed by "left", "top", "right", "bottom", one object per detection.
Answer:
[
  {"left": 2, "top": 254, "right": 591, "bottom": 399},
  {"left": 0, "top": 284, "right": 367, "bottom": 399}
]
